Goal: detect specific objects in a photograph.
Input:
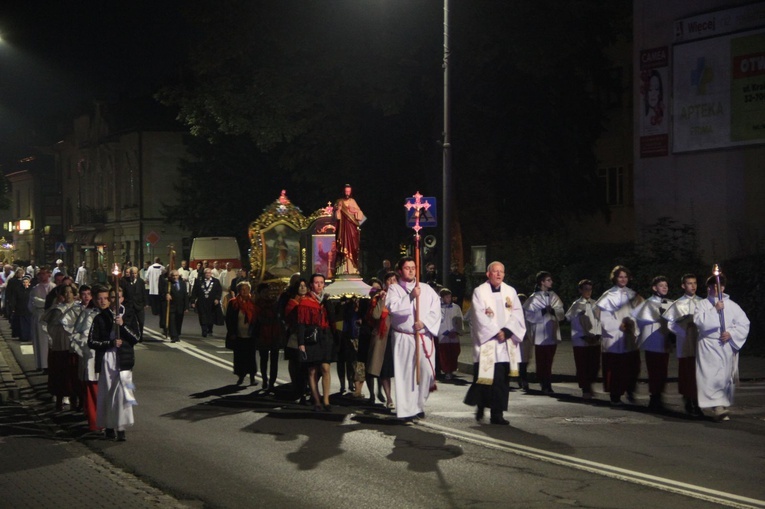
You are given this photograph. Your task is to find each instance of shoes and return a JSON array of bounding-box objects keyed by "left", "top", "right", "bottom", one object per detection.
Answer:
[
  {"left": 116, "top": 430, "right": 126, "bottom": 442},
  {"left": 385, "top": 401, "right": 395, "bottom": 410},
  {"left": 713, "top": 406, "right": 729, "bottom": 422},
  {"left": 684, "top": 397, "right": 694, "bottom": 414},
  {"left": 105, "top": 428, "right": 116, "bottom": 439},
  {"left": 323, "top": 404, "right": 332, "bottom": 412},
  {"left": 582, "top": 391, "right": 593, "bottom": 400},
  {"left": 520, "top": 381, "right": 529, "bottom": 392},
  {"left": 490, "top": 416, "right": 510, "bottom": 425},
  {"left": 377, "top": 390, "right": 385, "bottom": 403},
  {"left": 313, "top": 405, "right": 323, "bottom": 412},
  {"left": 367, "top": 397, "right": 376, "bottom": 405},
  {"left": 610, "top": 396, "right": 623, "bottom": 407},
  {"left": 648, "top": 395, "right": 665, "bottom": 411},
  {"left": 171, "top": 338, "right": 179, "bottom": 343},
  {"left": 236, "top": 376, "right": 245, "bottom": 385},
  {"left": 416, "top": 411, "right": 425, "bottom": 419},
  {"left": 444, "top": 373, "right": 453, "bottom": 380},
  {"left": 250, "top": 377, "right": 259, "bottom": 386},
  {"left": 475, "top": 406, "right": 485, "bottom": 422},
  {"left": 202, "top": 331, "right": 207, "bottom": 337},
  {"left": 626, "top": 391, "right": 636, "bottom": 403}
]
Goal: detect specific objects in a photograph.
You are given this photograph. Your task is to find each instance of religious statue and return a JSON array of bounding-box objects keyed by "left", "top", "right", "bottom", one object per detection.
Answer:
[{"left": 334, "top": 184, "right": 365, "bottom": 276}]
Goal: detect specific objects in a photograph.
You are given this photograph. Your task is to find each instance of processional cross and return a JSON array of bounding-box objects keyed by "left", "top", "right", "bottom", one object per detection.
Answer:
[{"left": 404, "top": 192, "right": 431, "bottom": 385}]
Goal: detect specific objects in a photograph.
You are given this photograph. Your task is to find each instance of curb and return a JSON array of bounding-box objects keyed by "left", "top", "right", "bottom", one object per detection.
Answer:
[{"left": 0, "top": 324, "right": 21, "bottom": 404}]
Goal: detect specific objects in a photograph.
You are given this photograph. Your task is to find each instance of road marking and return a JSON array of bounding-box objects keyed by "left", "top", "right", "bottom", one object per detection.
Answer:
[
  {"left": 140, "top": 326, "right": 764, "bottom": 507},
  {"left": 166, "top": 342, "right": 233, "bottom": 371},
  {"left": 144, "top": 327, "right": 233, "bottom": 370},
  {"left": 419, "top": 421, "right": 765, "bottom": 508}
]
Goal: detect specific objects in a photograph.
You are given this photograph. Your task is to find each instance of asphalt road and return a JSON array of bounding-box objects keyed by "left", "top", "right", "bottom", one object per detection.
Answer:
[{"left": 8, "top": 311, "right": 765, "bottom": 509}]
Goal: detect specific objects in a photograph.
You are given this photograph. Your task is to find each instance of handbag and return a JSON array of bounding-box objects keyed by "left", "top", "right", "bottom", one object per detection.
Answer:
[
  {"left": 303, "top": 326, "right": 319, "bottom": 345},
  {"left": 214, "top": 304, "right": 225, "bottom": 326}
]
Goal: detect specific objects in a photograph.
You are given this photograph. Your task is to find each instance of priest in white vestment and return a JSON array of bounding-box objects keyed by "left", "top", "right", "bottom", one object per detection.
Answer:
[
  {"left": 468, "top": 261, "right": 526, "bottom": 425},
  {"left": 694, "top": 274, "right": 749, "bottom": 422},
  {"left": 386, "top": 257, "right": 441, "bottom": 421}
]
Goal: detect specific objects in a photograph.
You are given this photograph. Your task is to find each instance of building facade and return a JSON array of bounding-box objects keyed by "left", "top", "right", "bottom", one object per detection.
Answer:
[
  {"left": 634, "top": 1, "right": 765, "bottom": 262},
  {"left": 55, "top": 101, "right": 192, "bottom": 272}
]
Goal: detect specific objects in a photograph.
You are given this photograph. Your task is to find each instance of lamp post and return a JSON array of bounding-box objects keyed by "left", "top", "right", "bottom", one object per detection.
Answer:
[{"left": 441, "top": 0, "right": 452, "bottom": 283}]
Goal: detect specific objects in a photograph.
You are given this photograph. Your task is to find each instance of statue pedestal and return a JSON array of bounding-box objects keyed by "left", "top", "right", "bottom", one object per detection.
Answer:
[{"left": 326, "top": 274, "right": 371, "bottom": 299}]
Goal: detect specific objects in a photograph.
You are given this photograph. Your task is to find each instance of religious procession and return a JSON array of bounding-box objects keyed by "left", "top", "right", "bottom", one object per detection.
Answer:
[{"left": 0, "top": 185, "right": 751, "bottom": 449}]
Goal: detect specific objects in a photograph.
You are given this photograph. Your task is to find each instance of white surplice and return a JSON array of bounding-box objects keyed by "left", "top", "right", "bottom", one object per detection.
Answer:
[
  {"left": 565, "top": 297, "right": 601, "bottom": 347},
  {"left": 386, "top": 280, "right": 441, "bottom": 419},
  {"left": 596, "top": 286, "right": 643, "bottom": 353},
  {"left": 523, "top": 290, "right": 565, "bottom": 346},
  {"left": 470, "top": 282, "right": 526, "bottom": 380},
  {"left": 664, "top": 294, "right": 703, "bottom": 359},
  {"left": 632, "top": 295, "right": 674, "bottom": 352}
]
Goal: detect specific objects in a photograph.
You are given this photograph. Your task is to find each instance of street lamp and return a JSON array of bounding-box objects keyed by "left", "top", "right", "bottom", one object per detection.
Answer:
[{"left": 441, "top": 0, "right": 452, "bottom": 282}]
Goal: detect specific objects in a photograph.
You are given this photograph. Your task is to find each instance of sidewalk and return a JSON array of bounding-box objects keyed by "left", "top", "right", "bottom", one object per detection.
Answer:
[{"left": 0, "top": 319, "right": 192, "bottom": 509}]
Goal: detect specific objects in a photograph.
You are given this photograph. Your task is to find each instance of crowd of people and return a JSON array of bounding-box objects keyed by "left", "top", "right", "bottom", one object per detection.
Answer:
[
  {"left": 458, "top": 263, "right": 750, "bottom": 424},
  {"left": 0, "top": 254, "right": 750, "bottom": 446},
  {"left": 0, "top": 256, "right": 250, "bottom": 441}
]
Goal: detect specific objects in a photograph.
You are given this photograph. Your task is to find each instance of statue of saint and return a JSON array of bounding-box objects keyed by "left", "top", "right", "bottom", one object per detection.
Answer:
[{"left": 334, "top": 184, "right": 365, "bottom": 276}]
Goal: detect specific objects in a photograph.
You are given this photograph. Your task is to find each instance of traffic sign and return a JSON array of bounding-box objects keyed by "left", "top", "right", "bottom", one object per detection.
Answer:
[
  {"left": 55, "top": 242, "right": 67, "bottom": 254},
  {"left": 145, "top": 231, "right": 161, "bottom": 246},
  {"left": 405, "top": 196, "right": 437, "bottom": 227}
]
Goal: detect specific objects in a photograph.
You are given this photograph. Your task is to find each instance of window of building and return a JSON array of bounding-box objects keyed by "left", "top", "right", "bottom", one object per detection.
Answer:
[{"left": 598, "top": 166, "right": 632, "bottom": 206}]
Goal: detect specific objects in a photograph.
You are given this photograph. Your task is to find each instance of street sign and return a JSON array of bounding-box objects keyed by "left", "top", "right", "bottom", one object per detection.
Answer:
[
  {"left": 145, "top": 231, "right": 161, "bottom": 246},
  {"left": 405, "top": 196, "right": 437, "bottom": 228},
  {"left": 55, "top": 242, "right": 67, "bottom": 254}
]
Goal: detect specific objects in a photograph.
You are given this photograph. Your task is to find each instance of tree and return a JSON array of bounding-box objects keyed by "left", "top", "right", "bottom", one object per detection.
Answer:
[{"left": 158, "top": 0, "right": 630, "bottom": 270}]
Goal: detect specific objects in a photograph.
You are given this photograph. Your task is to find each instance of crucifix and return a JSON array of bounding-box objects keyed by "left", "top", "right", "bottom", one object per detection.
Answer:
[{"left": 404, "top": 192, "right": 431, "bottom": 385}]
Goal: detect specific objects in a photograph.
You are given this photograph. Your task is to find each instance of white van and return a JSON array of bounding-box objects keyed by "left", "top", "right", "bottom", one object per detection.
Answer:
[{"left": 189, "top": 237, "right": 242, "bottom": 269}]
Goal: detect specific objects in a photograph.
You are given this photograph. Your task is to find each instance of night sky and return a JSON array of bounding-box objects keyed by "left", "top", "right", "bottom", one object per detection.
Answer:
[{"left": 0, "top": 1, "right": 190, "bottom": 144}]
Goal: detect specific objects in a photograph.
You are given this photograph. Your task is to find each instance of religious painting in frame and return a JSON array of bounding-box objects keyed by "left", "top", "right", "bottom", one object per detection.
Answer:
[
  {"left": 261, "top": 223, "right": 301, "bottom": 281},
  {"left": 471, "top": 245, "right": 487, "bottom": 274},
  {"left": 311, "top": 234, "right": 336, "bottom": 279},
  {"left": 299, "top": 207, "right": 336, "bottom": 281},
  {"left": 248, "top": 191, "right": 307, "bottom": 283}
]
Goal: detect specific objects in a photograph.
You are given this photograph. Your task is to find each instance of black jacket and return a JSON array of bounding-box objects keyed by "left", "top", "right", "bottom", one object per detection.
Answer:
[
  {"left": 87, "top": 307, "right": 141, "bottom": 373},
  {"left": 120, "top": 276, "right": 146, "bottom": 315}
]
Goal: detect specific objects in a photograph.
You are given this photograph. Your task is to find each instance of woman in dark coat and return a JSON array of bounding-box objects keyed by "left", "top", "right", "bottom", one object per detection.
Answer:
[
  {"left": 225, "top": 281, "right": 258, "bottom": 386},
  {"left": 296, "top": 274, "right": 335, "bottom": 412}
]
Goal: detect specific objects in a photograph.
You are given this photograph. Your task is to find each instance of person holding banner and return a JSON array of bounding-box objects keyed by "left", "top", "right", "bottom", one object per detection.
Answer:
[
  {"left": 694, "top": 273, "right": 749, "bottom": 422},
  {"left": 386, "top": 256, "right": 440, "bottom": 421},
  {"left": 467, "top": 261, "right": 526, "bottom": 425}
]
